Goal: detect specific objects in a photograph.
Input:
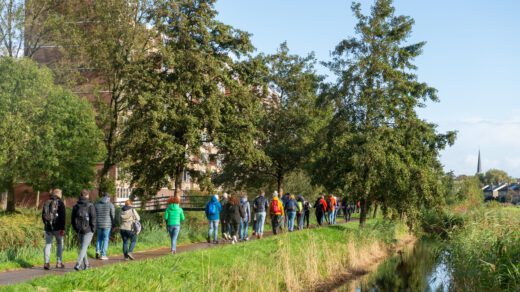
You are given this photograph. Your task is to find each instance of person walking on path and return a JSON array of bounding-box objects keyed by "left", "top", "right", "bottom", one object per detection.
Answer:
[
  {"left": 296, "top": 195, "right": 305, "bottom": 230},
  {"left": 220, "top": 193, "right": 231, "bottom": 240},
  {"left": 239, "top": 194, "right": 251, "bottom": 241},
  {"left": 327, "top": 195, "right": 337, "bottom": 225},
  {"left": 303, "top": 200, "right": 311, "bottom": 228},
  {"left": 281, "top": 192, "right": 290, "bottom": 230},
  {"left": 42, "top": 188, "right": 66, "bottom": 270},
  {"left": 315, "top": 195, "right": 327, "bottom": 226},
  {"left": 94, "top": 192, "right": 115, "bottom": 260},
  {"left": 284, "top": 194, "right": 298, "bottom": 232},
  {"left": 253, "top": 191, "right": 269, "bottom": 239},
  {"left": 205, "top": 194, "right": 222, "bottom": 244},
  {"left": 165, "top": 196, "right": 185, "bottom": 254},
  {"left": 119, "top": 200, "right": 140, "bottom": 260},
  {"left": 228, "top": 195, "right": 245, "bottom": 244},
  {"left": 71, "top": 190, "right": 96, "bottom": 271},
  {"left": 269, "top": 192, "right": 284, "bottom": 235}
]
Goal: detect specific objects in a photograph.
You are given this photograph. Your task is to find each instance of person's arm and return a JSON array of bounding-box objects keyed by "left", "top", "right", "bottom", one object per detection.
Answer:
[
  {"left": 134, "top": 209, "right": 140, "bottom": 221},
  {"left": 71, "top": 206, "right": 78, "bottom": 233},
  {"left": 90, "top": 204, "right": 97, "bottom": 232},
  {"left": 58, "top": 201, "right": 66, "bottom": 233},
  {"left": 180, "top": 209, "right": 185, "bottom": 222},
  {"left": 41, "top": 203, "right": 45, "bottom": 225},
  {"left": 280, "top": 201, "right": 284, "bottom": 216},
  {"left": 110, "top": 203, "right": 116, "bottom": 228},
  {"left": 164, "top": 210, "right": 169, "bottom": 222}
]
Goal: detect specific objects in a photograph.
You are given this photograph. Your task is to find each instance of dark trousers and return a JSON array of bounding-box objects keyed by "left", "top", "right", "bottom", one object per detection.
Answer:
[
  {"left": 316, "top": 211, "right": 324, "bottom": 226},
  {"left": 120, "top": 229, "right": 137, "bottom": 256},
  {"left": 271, "top": 215, "right": 281, "bottom": 235},
  {"left": 304, "top": 212, "right": 310, "bottom": 228},
  {"left": 231, "top": 221, "right": 239, "bottom": 237}
]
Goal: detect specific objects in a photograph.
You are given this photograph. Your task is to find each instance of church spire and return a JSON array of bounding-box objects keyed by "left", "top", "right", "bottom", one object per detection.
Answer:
[{"left": 477, "top": 149, "right": 482, "bottom": 174}]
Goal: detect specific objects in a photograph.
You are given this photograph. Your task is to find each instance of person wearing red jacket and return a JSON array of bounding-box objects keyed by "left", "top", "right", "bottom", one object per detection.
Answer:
[{"left": 314, "top": 195, "right": 328, "bottom": 226}]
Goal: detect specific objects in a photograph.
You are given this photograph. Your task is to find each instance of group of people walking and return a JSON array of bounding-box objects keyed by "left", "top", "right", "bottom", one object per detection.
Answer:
[{"left": 41, "top": 189, "right": 358, "bottom": 271}]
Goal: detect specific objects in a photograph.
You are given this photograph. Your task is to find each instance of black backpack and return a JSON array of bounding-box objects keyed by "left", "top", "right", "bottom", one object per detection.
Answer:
[
  {"left": 43, "top": 199, "right": 59, "bottom": 227},
  {"left": 75, "top": 203, "right": 91, "bottom": 233}
]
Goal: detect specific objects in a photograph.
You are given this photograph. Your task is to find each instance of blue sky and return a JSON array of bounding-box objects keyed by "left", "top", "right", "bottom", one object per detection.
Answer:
[{"left": 215, "top": 0, "right": 520, "bottom": 177}]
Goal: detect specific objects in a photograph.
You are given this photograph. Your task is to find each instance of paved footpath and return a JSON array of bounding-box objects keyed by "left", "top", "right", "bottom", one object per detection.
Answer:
[{"left": 0, "top": 218, "right": 358, "bottom": 286}]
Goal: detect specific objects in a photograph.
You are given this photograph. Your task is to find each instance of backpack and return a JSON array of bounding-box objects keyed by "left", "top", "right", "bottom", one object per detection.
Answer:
[
  {"left": 327, "top": 199, "right": 334, "bottom": 211},
  {"left": 208, "top": 202, "right": 217, "bottom": 215},
  {"left": 271, "top": 200, "right": 280, "bottom": 214},
  {"left": 297, "top": 201, "right": 303, "bottom": 214},
  {"left": 286, "top": 200, "right": 296, "bottom": 211},
  {"left": 131, "top": 209, "right": 142, "bottom": 234},
  {"left": 43, "top": 199, "right": 59, "bottom": 227},
  {"left": 75, "top": 203, "right": 91, "bottom": 234}
]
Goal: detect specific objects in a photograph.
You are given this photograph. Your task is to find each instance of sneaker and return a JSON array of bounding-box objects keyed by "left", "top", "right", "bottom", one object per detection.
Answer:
[
  {"left": 245, "top": 237, "right": 249, "bottom": 241},
  {"left": 124, "top": 256, "right": 130, "bottom": 261},
  {"left": 127, "top": 253, "right": 135, "bottom": 260},
  {"left": 56, "top": 263, "right": 65, "bottom": 269},
  {"left": 73, "top": 264, "right": 81, "bottom": 271},
  {"left": 171, "top": 250, "right": 176, "bottom": 255},
  {"left": 84, "top": 265, "right": 90, "bottom": 270},
  {"left": 43, "top": 263, "right": 50, "bottom": 270},
  {"left": 213, "top": 240, "right": 219, "bottom": 244},
  {"left": 95, "top": 253, "right": 100, "bottom": 260},
  {"left": 100, "top": 256, "right": 109, "bottom": 260}
]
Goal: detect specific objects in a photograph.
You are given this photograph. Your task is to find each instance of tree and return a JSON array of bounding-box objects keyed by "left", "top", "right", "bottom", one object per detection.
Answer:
[
  {"left": 121, "top": 0, "right": 255, "bottom": 198},
  {"left": 215, "top": 43, "right": 328, "bottom": 195},
  {"left": 0, "top": 0, "right": 63, "bottom": 57},
  {"left": 481, "top": 169, "right": 512, "bottom": 185},
  {"left": 313, "top": 0, "right": 455, "bottom": 227},
  {"left": 55, "top": 0, "right": 158, "bottom": 190},
  {"left": 0, "top": 57, "right": 104, "bottom": 211}
]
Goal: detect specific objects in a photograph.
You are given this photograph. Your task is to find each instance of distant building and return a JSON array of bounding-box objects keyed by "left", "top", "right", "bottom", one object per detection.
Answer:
[{"left": 483, "top": 183, "right": 520, "bottom": 204}]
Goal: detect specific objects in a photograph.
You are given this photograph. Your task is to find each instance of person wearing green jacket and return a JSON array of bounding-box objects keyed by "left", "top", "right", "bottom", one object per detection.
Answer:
[{"left": 164, "top": 196, "right": 185, "bottom": 254}]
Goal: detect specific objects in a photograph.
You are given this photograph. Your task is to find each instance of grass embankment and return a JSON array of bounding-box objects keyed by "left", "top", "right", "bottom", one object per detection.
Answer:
[
  {"left": 447, "top": 204, "right": 520, "bottom": 291},
  {"left": 0, "top": 208, "right": 207, "bottom": 272},
  {"left": 6, "top": 219, "right": 409, "bottom": 291}
]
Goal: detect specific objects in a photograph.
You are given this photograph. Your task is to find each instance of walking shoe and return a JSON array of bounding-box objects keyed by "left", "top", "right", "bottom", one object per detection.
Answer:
[
  {"left": 124, "top": 256, "right": 130, "bottom": 261},
  {"left": 95, "top": 252, "right": 100, "bottom": 260},
  {"left": 84, "top": 265, "right": 90, "bottom": 270},
  {"left": 245, "top": 237, "right": 249, "bottom": 241},
  {"left": 43, "top": 263, "right": 50, "bottom": 270},
  {"left": 56, "top": 263, "right": 65, "bottom": 269},
  {"left": 100, "top": 256, "right": 109, "bottom": 260},
  {"left": 73, "top": 264, "right": 81, "bottom": 271},
  {"left": 127, "top": 253, "right": 135, "bottom": 260},
  {"left": 171, "top": 250, "right": 176, "bottom": 255},
  {"left": 213, "top": 240, "right": 219, "bottom": 244}
]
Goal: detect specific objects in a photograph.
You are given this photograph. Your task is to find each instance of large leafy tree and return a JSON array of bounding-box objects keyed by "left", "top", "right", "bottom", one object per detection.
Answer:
[
  {"left": 121, "top": 0, "right": 255, "bottom": 197},
  {"left": 216, "top": 43, "right": 328, "bottom": 195},
  {"left": 0, "top": 58, "right": 104, "bottom": 211},
  {"left": 313, "top": 0, "right": 455, "bottom": 227}
]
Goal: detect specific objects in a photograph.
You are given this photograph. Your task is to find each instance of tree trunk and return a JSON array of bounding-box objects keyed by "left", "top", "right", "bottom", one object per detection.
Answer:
[
  {"left": 6, "top": 182, "right": 16, "bottom": 213},
  {"left": 173, "top": 165, "right": 184, "bottom": 198},
  {"left": 276, "top": 173, "right": 284, "bottom": 197},
  {"left": 0, "top": 191, "right": 7, "bottom": 210},
  {"left": 35, "top": 190, "right": 40, "bottom": 209},
  {"left": 359, "top": 198, "right": 368, "bottom": 227},
  {"left": 372, "top": 202, "right": 378, "bottom": 218}
]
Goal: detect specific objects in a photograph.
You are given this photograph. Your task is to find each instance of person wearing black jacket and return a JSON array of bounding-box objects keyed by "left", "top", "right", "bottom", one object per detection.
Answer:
[
  {"left": 71, "top": 190, "right": 96, "bottom": 271},
  {"left": 42, "top": 189, "right": 66, "bottom": 270},
  {"left": 253, "top": 191, "right": 269, "bottom": 239},
  {"left": 228, "top": 195, "right": 245, "bottom": 244}
]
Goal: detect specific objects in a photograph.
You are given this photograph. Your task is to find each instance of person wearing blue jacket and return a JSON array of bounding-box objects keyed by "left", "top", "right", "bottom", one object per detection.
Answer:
[{"left": 205, "top": 195, "right": 222, "bottom": 244}]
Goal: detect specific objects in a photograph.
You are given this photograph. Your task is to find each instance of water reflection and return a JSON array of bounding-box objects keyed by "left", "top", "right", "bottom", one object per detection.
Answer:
[{"left": 351, "top": 239, "right": 452, "bottom": 292}]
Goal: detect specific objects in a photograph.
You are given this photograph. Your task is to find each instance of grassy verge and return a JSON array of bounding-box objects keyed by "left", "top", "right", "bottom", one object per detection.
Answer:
[
  {"left": 446, "top": 204, "right": 520, "bottom": 291},
  {"left": 6, "top": 219, "right": 408, "bottom": 291}
]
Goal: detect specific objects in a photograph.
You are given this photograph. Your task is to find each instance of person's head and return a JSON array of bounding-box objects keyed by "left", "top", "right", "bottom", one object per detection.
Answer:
[
  {"left": 213, "top": 194, "right": 219, "bottom": 201},
  {"left": 260, "top": 190, "right": 265, "bottom": 197},
  {"left": 285, "top": 192, "right": 290, "bottom": 197},
  {"left": 125, "top": 200, "right": 133, "bottom": 206},
  {"left": 320, "top": 195, "right": 324, "bottom": 199},
  {"left": 273, "top": 190, "right": 278, "bottom": 198},
  {"left": 52, "top": 189, "right": 62, "bottom": 199},
  {"left": 80, "top": 189, "right": 90, "bottom": 199},
  {"left": 290, "top": 194, "right": 295, "bottom": 200},
  {"left": 103, "top": 192, "right": 110, "bottom": 197},
  {"left": 229, "top": 196, "right": 239, "bottom": 205},
  {"left": 242, "top": 193, "right": 248, "bottom": 199},
  {"left": 223, "top": 192, "right": 229, "bottom": 199},
  {"left": 168, "top": 196, "right": 180, "bottom": 204}
]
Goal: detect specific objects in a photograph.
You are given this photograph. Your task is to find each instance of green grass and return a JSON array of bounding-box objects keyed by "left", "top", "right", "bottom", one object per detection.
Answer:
[
  {"left": 5, "top": 219, "right": 406, "bottom": 291},
  {"left": 446, "top": 205, "right": 520, "bottom": 291}
]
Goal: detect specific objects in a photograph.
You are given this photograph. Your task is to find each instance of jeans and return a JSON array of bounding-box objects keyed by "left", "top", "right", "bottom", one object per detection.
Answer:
[
  {"left": 167, "top": 225, "right": 180, "bottom": 252},
  {"left": 287, "top": 211, "right": 297, "bottom": 231},
  {"left": 120, "top": 230, "right": 137, "bottom": 256},
  {"left": 271, "top": 215, "right": 281, "bottom": 235},
  {"left": 333, "top": 209, "right": 338, "bottom": 224},
  {"left": 239, "top": 218, "right": 249, "bottom": 240},
  {"left": 297, "top": 213, "right": 304, "bottom": 230},
  {"left": 255, "top": 212, "right": 266, "bottom": 235},
  {"left": 328, "top": 211, "right": 335, "bottom": 224},
  {"left": 76, "top": 232, "right": 93, "bottom": 268},
  {"left": 96, "top": 227, "right": 111, "bottom": 256},
  {"left": 44, "top": 231, "right": 63, "bottom": 264},
  {"left": 208, "top": 220, "right": 219, "bottom": 241}
]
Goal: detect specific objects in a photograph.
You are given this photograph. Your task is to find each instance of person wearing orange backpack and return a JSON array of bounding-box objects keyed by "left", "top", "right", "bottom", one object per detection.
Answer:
[{"left": 269, "top": 192, "right": 284, "bottom": 235}]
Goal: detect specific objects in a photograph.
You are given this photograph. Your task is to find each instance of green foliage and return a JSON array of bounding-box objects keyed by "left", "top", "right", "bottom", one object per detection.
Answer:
[
  {"left": 283, "top": 169, "right": 325, "bottom": 199},
  {"left": 480, "top": 169, "right": 513, "bottom": 185},
  {"left": 311, "top": 0, "right": 455, "bottom": 226},
  {"left": 122, "top": 0, "right": 255, "bottom": 197}
]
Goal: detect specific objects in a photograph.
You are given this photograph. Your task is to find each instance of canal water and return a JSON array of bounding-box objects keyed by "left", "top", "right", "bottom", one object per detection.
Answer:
[{"left": 340, "top": 239, "right": 453, "bottom": 291}]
